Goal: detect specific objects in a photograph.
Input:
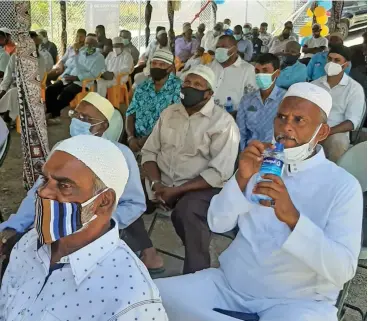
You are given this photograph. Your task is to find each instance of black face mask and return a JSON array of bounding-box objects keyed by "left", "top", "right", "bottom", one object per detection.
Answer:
[
  {"left": 180, "top": 87, "right": 208, "bottom": 109},
  {"left": 150, "top": 67, "right": 169, "bottom": 81},
  {"left": 282, "top": 55, "right": 299, "bottom": 67}
]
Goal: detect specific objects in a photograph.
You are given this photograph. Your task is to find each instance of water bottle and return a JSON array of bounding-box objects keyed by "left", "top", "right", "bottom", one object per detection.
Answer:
[
  {"left": 251, "top": 142, "right": 284, "bottom": 204},
  {"left": 224, "top": 96, "right": 233, "bottom": 113}
]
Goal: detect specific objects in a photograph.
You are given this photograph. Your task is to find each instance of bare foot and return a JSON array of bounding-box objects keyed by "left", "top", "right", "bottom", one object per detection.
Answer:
[{"left": 140, "top": 247, "right": 164, "bottom": 269}]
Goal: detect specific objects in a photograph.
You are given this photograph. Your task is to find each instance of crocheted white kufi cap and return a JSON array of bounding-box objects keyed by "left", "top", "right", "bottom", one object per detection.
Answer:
[
  {"left": 184, "top": 64, "right": 216, "bottom": 90},
  {"left": 82, "top": 92, "right": 114, "bottom": 123},
  {"left": 283, "top": 82, "right": 332, "bottom": 117},
  {"left": 52, "top": 135, "right": 129, "bottom": 205}
]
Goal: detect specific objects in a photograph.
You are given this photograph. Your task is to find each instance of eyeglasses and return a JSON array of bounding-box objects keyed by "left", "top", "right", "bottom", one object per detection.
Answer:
[{"left": 68, "top": 109, "right": 105, "bottom": 124}]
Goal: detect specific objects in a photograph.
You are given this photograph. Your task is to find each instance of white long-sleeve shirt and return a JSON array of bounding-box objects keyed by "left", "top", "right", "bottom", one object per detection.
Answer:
[
  {"left": 208, "top": 146, "right": 362, "bottom": 302},
  {"left": 0, "top": 220, "right": 168, "bottom": 321},
  {"left": 105, "top": 50, "right": 134, "bottom": 84}
]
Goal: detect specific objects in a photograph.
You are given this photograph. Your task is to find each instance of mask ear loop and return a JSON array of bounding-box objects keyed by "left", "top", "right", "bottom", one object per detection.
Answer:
[
  {"left": 81, "top": 187, "right": 110, "bottom": 207},
  {"left": 308, "top": 124, "right": 323, "bottom": 152}
]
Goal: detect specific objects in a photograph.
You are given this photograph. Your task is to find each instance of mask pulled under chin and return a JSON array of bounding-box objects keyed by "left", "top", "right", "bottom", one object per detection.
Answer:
[
  {"left": 273, "top": 124, "right": 322, "bottom": 164},
  {"left": 34, "top": 189, "right": 108, "bottom": 245}
]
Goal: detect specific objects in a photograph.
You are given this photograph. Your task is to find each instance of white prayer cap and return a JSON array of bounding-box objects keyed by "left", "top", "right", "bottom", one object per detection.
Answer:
[
  {"left": 283, "top": 82, "right": 332, "bottom": 117},
  {"left": 112, "top": 36, "right": 123, "bottom": 45},
  {"left": 53, "top": 135, "right": 129, "bottom": 205},
  {"left": 157, "top": 30, "right": 167, "bottom": 37},
  {"left": 0, "top": 27, "right": 11, "bottom": 35},
  {"left": 152, "top": 48, "right": 174, "bottom": 65},
  {"left": 81, "top": 92, "right": 114, "bottom": 123},
  {"left": 185, "top": 65, "right": 216, "bottom": 90}
]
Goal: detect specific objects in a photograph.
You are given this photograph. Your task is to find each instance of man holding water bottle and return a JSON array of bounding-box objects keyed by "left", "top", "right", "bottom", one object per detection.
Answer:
[{"left": 155, "top": 82, "right": 363, "bottom": 321}]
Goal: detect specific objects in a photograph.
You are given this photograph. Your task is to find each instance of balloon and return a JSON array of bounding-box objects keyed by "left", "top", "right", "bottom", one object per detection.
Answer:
[
  {"left": 317, "top": 0, "right": 332, "bottom": 10},
  {"left": 214, "top": 0, "right": 225, "bottom": 4},
  {"left": 316, "top": 14, "right": 329, "bottom": 25},
  {"left": 314, "top": 6, "right": 327, "bottom": 17},
  {"left": 306, "top": 21, "right": 312, "bottom": 27},
  {"left": 321, "top": 25, "right": 329, "bottom": 37},
  {"left": 307, "top": 8, "right": 313, "bottom": 17},
  {"left": 300, "top": 25, "right": 312, "bottom": 37},
  {"left": 301, "top": 36, "right": 312, "bottom": 46}
]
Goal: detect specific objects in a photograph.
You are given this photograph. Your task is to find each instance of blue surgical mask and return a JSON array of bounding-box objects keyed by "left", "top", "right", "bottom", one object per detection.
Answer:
[
  {"left": 70, "top": 118, "right": 103, "bottom": 137},
  {"left": 215, "top": 47, "right": 234, "bottom": 63},
  {"left": 234, "top": 34, "right": 242, "bottom": 41},
  {"left": 255, "top": 71, "right": 277, "bottom": 90}
]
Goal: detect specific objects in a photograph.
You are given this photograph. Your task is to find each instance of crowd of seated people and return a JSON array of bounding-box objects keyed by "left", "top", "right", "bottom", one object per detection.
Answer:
[{"left": 0, "top": 20, "right": 366, "bottom": 321}]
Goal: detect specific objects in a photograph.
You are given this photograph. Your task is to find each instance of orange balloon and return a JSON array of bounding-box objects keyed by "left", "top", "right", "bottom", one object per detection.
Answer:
[
  {"left": 314, "top": 6, "right": 327, "bottom": 17},
  {"left": 317, "top": 15, "right": 329, "bottom": 25},
  {"left": 321, "top": 25, "right": 329, "bottom": 37},
  {"left": 300, "top": 25, "right": 312, "bottom": 37}
]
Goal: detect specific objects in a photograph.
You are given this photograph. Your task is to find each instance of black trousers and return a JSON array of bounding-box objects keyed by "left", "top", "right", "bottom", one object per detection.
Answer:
[
  {"left": 123, "top": 188, "right": 220, "bottom": 274},
  {"left": 45, "top": 80, "right": 82, "bottom": 117}
]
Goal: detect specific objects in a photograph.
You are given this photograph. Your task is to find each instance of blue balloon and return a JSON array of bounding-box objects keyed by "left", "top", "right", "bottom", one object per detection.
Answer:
[
  {"left": 214, "top": 0, "right": 225, "bottom": 4},
  {"left": 300, "top": 36, "right": 312, "bottom": 46},
  {"left": 317, "top": 0, "right": 332, "bottom": 10}
]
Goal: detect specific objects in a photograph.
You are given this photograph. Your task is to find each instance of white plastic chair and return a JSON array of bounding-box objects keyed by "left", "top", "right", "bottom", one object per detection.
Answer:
[{"left": 337, "top": 141, "right": 367, "bottom": 193}]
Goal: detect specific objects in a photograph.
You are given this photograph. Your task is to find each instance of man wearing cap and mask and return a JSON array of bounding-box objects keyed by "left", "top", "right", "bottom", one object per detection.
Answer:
[
  {"left": 130, "top": 65, "right": 239, "bottom": 274},
  {"left": 301, "top": 23, "right": 328, "bottom": 65},
  {"left": 155, "top": 82, "right": 362, "bottom": 321},
  {"left": 119, "top": 29, "right": 140, "bottom": 65},
  {"left": 201, "top": 22, "right": 223, "bottom": 53},
  {"left": 209, "top": 35, "right": 257, "bottom": 111},
  {"left": 307, "top": 32, "right": 351, "bottom": 81},
  {"left": 37, "top": 29, "right": 58, "bottom": 64},
  {"left": 223, "top": 19, "right": 233, "bottom": 36},
  {"left": 242, "top": 23, "right": 253, "bottom": 40},
  {"left": 97, "top": 36, "right": 134, "bottom": 98},
  {"left": 233, "top": 25, "right": 253, "bottom": 62},
  {"left": 45, "top": 34, "right": 105, "bottom": 123},
  {"left": 237, "top": 53, "right": 285, "bottom": 151},
  {"left": 0, "top": 135, "right": 168, "bottom": 321},
  {"left": 0, "top": 93, "right": 145, "bottom": 258},
  {"left": 126, "top": 49, "right": 181, "bottom": 155},
  {"left": 0, "top": 27, "right": 16, "bottom": 56},
  {"left": 175, "top": 22, "right": 200, "bottom": 63},
  {"left": 276, "top": 41, "right": 307, "bottom": 90},
  {"left": 312, "top": 45, "right": 365, "bottom": 163}
]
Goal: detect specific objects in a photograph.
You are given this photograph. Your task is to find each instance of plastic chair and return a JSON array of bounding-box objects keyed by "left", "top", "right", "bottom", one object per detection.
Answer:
[
  {"left": 200, "top": 52, "right": 213, "bottom": 65},
  {"left": 104, "top": 108, "right": 124, "bottom": 143},
  {"left": 40, "top": 72, "right": 47, "bottom": 102},
  {"left": 175, "top": 56, "right": 184, "bottom": 72},
  {"left": 107, "top": 72, "right": 131, "bottom": 108},
  {"left": 337, "top": 141, "right": 367, "bottom": 193},
  {"left": 69, "top": 77, "right": 99, "bottom": 109}
]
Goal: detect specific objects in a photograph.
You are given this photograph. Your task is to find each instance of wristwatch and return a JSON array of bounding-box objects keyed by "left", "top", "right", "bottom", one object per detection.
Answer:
[{"left": 150, "top": 180, "right": 161, "bottom": 190}]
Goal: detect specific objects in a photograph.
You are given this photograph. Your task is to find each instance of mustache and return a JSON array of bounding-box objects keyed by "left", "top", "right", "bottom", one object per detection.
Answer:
[{"left": 275, "top": 133, "right": 300, "bottom": 144}]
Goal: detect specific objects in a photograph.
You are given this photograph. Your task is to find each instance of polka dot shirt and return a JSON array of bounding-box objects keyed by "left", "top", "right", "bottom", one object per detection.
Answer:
[{"left": 0, "top": 221, "right": 168, "bottom": 321}]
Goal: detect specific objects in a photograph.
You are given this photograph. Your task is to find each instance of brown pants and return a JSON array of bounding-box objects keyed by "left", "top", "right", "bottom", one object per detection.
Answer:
[{"left": 124, "top": 188, "right": 220, "bottom": 274}]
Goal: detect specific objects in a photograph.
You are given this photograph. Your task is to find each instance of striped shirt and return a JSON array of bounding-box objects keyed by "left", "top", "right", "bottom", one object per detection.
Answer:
[{"left": 236, "top": 85, "right": 286, "bottom": 150}]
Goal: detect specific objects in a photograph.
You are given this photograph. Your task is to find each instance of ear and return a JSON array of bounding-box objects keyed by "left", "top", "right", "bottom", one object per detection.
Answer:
[
  {"left": 316, "top": 123, "right": 330, "bottom": 143},
  {"left": 94, "top": 189, "right": 116, "bottom": 219}
]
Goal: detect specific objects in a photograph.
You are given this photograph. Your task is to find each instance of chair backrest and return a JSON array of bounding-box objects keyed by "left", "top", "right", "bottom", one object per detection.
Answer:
[
  {"left": 104, "top": 108, "right": 124, "bottom": 143},
  {"left": 337, "top": 141, "right": 367, "bottom": 193}
]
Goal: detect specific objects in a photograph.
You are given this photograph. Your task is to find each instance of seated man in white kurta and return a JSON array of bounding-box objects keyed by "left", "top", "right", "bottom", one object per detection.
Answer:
[
  {"left": 155, "top": 82, "right": 363, "bottom": 321},
  {"left": 97, "top": 36, "right": 134, "bottom": 98}
]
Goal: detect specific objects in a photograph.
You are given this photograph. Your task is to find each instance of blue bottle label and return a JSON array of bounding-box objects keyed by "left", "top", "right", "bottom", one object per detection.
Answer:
[{"left": 259, "top": 157, "right": 284, "bottom": 177}]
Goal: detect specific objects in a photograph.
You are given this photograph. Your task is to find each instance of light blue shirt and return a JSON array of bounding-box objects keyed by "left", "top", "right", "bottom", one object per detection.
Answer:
[
  {"left": 0, "top": 142, "right": 146, "bottom": 233},
  {"left": 236, "top": 85, "right": 286, "bottom": 151},
  {"left": 276, "top": 61, "right": 307, "bottom": 90},
  {"left": 237, "top": 39, "right": 253, "bottom": 62},
  {"left": 307, "top": 51, "right": 351, "bottom": 81},
  {"left": 61, "top": 49, "right": 105, "bottom": 87}
]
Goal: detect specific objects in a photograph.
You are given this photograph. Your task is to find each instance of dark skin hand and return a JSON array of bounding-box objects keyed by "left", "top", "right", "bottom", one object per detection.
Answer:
[{"left": 253, "top": 174, "right": 300, "bottom": 230}]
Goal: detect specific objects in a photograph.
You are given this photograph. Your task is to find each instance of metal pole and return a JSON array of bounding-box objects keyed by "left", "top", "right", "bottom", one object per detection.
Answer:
[
  {"left": 49, "top": 0, "right": 53, "bottom": 40},
  {"left": 245, "top": 0, "right": 248, "bottom": 22},
  {"left": 138, "top": 0, "right": 142, "bottom": 53}
]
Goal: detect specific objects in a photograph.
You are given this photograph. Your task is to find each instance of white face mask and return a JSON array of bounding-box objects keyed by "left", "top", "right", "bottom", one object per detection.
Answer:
[
  {"left": 224, "top": 24, "right": 230, "bottom": 30},
  {"left": 273, "top": 124, "right": 322, "bottom": 164},
  {"left": 113, "top": 47, "right": 122, "bottom": 55},
  {"left": 324, "top": 61, "right": 346, "bottom": 76}
]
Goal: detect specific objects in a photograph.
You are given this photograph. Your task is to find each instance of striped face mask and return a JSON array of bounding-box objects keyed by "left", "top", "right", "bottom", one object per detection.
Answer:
[{"left": 34, "top": 190, "right": 107, "bottom": 245}]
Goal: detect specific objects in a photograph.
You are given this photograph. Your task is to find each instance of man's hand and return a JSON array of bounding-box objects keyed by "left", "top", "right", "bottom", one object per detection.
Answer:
[
  {"left": 64, "top": 75, "right": 78, "bottom": 82},
  {"left": 154, "top": 185, "right": 182, "bottom": 208},
  {"left": 253, "top": 174, "right": 300, "bottom": 230},
  {"left": 0, "top": 229, "right": 17, "bottom": 256},
  {"left": 236, "top": 140, "right": 273, "bottom": 191},
  {"left": 0, "top": 90, "right": 6, "bottom": 100},
  {"left": 128, "top": 137, "right": 141, "bottom": 153}
]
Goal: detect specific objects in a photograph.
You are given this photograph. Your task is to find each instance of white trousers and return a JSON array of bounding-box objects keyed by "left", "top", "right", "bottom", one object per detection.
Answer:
[
  {"left": 155, "top": 268, "right": 337, "bottom": 321},
  {"left": 0, "top": 88, "right": 19, "bottom": 120},
  {"left": 96, "top": 79, "right": 115, "bottom": 98}
]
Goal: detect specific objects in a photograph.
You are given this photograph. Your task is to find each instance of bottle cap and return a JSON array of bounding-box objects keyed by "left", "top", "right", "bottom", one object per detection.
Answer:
[
  {"left": 274, "top": 142, "right": 284, "bottom": 152},
  {"left": 227, "top": 96, "right": 231, "bottom": 100}
]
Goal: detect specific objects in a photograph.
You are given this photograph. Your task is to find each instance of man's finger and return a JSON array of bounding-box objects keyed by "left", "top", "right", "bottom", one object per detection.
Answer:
[
  {"left": 262, "top": 174, "right": 285, "bottom": 186},
  {"left": 254, "top": 181, "right": 283, "bottom": 192},
  {"left": 259, "top": 199, "right": 273, "bottom": 207},
  {"left": 240, "top": 153, "right": 263, "bottom": 164},
  {"left": 253, "top": 187, "right": 278, "bottom": 200}
]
